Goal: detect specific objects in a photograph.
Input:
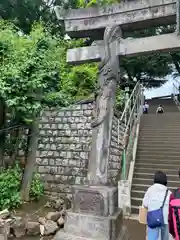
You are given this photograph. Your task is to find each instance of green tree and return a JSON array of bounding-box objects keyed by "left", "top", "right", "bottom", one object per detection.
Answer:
[
  {"left": 0, "top": 20, "right": 98, "bottom": 200},
  {"left": 0, "top": 0, "right": 78, "bottom": 34}
]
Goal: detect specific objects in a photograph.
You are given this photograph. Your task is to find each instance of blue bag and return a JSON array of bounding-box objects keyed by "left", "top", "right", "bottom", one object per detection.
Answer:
[{"left": 147, "top": 189, "right": 168, "bottom": 229}]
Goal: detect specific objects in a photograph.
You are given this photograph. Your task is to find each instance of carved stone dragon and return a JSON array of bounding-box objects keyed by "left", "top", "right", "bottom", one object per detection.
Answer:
[{"left": 91, "top": 25, "right": 122, "bottom": 128}]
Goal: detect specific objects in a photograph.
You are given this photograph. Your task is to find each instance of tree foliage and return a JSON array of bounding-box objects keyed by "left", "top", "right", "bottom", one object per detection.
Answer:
[
  {"left": 0, "top": 20, "right": 98, "bottom": 200},
  {"left": 0, "top": 0, "right": 78, "bottom": 35},
  {"left": 1, "top": 0, "right": 180, "bottom": 202},
  {"left": 0, "top": 21, "right": 97, "bottom": 123},
  {"left": 0, "top": 164, "right": 43, "bottom": 210},
  {"left": 77, "top": 0, "right": 118, "bottom": 8}
]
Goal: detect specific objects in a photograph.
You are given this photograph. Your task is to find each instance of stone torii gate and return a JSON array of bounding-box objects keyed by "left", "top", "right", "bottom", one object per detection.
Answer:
[{"left": 54, "top": 1, "right": 180, "bottom": 240}]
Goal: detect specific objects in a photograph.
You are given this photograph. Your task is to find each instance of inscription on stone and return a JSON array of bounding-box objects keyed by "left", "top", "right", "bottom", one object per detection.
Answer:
[{"left": 73, "top": 190, "right": 104, "bottom": 216}]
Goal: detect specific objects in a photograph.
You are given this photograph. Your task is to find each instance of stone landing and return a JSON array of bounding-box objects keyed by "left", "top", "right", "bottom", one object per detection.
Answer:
[
  {"left": 54, "top": 210, "right": 129, "bottom": 240},
  {"left": 53, "top": 185, "right": 130, "bottom": 240}
]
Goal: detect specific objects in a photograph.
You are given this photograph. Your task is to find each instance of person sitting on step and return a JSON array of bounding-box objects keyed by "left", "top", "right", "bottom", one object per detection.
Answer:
[{"left": 156, "top": 104, "right": 164, "bottom": 114}]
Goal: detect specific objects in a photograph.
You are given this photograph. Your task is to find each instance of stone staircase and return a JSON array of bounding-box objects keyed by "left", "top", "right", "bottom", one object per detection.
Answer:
[{"left": 131, "top": 98, "right": 180, "bottom": 214}]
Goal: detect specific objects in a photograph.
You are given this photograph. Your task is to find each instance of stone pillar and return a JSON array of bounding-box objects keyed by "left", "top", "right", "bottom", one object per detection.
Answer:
[
  {"left": 54, "top": 25, "right": 130, "bottom": 240},
  {"left": 0, "top": 220, "right": 9, "bottom": 240}
]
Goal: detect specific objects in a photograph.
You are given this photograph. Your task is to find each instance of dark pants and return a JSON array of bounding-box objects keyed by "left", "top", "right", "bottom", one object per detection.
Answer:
[{"left": 143, "top": 108, "right": 148, "bottom": 114}]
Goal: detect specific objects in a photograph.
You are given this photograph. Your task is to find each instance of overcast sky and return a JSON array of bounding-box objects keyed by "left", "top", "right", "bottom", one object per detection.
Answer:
[{"left": 144, "top": 75, "right": 180, "bottom": 99}]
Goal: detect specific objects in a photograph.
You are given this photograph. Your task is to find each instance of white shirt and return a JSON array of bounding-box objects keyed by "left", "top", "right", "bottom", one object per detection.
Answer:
[
  {"left": 142, "top": 183, "right": 171, "bottom": 224},
  {"left": 145, "top": 103, "right": 149, "bottom": 109}
]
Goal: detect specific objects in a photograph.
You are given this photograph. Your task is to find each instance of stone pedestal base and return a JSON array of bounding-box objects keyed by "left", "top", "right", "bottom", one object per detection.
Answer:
[
  {"left": 53, "top": 209, "right": 130, "bottom": 240},
  {"left": 53, "top": 185, "right": 130, "bottom": 240},
  {"left": 72, "top": 185, "right": 118, "bottom": 217}
]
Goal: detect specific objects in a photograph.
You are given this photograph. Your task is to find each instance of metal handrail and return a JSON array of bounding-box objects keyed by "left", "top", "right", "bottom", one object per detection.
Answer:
[
  {"left": 173, "top": 82, "right": 179, "bottom": 93},
  {"left": 117, "top": 81, "right": 143, "bottom": 180},
  {"left": 124, "top": 86, "right": 141, "bottom": 134},
  {"left": 119, "top": 81, "right": 140, "bottom": 123},
  {"left": 172, "top": 82, "right": 180, "bottom": 107}
]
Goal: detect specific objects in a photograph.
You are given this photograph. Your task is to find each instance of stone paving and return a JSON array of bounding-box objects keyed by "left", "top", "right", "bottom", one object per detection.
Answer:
[{"left": 125, "top": 219, "right": 174, "bottom": 240}]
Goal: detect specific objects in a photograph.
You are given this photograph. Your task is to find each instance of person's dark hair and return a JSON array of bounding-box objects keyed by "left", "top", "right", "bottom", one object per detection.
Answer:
[
  {"left": 178, "top": 169, "right": 180, "bottom": 178},
  {"left": 154, "top": 171, "right": 167, "bottom": 186}
]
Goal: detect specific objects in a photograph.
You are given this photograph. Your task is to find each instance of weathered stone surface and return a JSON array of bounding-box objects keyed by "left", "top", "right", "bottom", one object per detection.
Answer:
[
  {"left": 38, "top": 217, "right": 46, "bottom": 225},
  {"left": 87, "top": 25, "right": 121, "bottom": 185},
  {"left": 66, "top": 33, "right": 180, "bottom": 65},
  {"left": 40, "top": 224, "right": 44, "bottom": 235},
  {"left": 46, "top": 212, "right": 61, "bottom": 222},
  {"left": 108, "top": 115, "right": 123, "bottom": 183},
  {"left": 49, "top": 199, "right": 64, "bottom": 210},
  {"left": 0, "top": 210, "right": 10, "bottom": 220},
  {"left": 118, "top": 180, "right": 131, "bottom": 216},
  {"left": 72, "top": 185, "right": 118, "bottom": 217},
  {"left": 36, "top": 102, "right": 123, "bottom": 197},
  {"left": 26, "top": 221, "right": 40, "bottom": 236},
  {"left": 0, "top": 220, "right": 9, "bottom": 240},
  {"left": 53, "top": 225, "right": 130, "bottom": 240},
  {"left": 56, "top": 0, "right": 176, "bottom": 38},
  {"left": 43, "top": 220, "right": 58, "bottom": 236},
  {"left": 0, "top": 234, "right": 6, "bottom": 240},
  {"left": 57, "top": 216, "right": 65, "bottom": 227},
  {"left": 53, "top": 209, "right": 129, "bottom": 240},
  {"left": 11, "top": 217, "right": 26, "bottom": 238},
  {"left": 36, "top": 102, "right": 93, "bottom": 196}
]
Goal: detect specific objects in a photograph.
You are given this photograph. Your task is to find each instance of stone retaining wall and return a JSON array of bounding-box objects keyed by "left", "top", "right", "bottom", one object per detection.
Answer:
[{"left": 36, "top": 101, "right": 123, "bottom": 197}]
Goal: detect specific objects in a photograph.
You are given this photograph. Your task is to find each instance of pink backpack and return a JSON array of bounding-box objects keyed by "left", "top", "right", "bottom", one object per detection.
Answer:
[{"left": 170, "top": 189, "right": 180, "bottom": 240}]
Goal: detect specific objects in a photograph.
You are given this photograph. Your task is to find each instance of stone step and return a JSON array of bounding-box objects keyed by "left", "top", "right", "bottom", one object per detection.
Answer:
[
  {"left": 131, "top": 104, "right": 180, "bottom": 217},
  {"left": 133, "top": 172, "right": 180, "bottom": 182},
  {"left": 135, "top": 162, "right": 180, "bottom": 169},
  {"left": 137, "top": 146, "right": 180, "bottom": 151},
  {"left": 141, "top": 115, "right": 180, "bottom": 118},
  {"left": 131, "top": 190, "right": 145, "bottom": 199},
  {"left": 141, "top": 117, "right": 180, "bottom": 122},
  {"left": 134, "top": 167, "right": 178, "bottom": 175},
  {"left": 131, "top": 197, "right": 143, "bottom": 208},
  {"left": 137, "top": 143, "right": 180, "bottom": 148},
  {"left": 131, "top": 205, "right": 140, "bottom": 215},
  {"left": 140, "top": 125, "right": 180, "bottom": 128},
  {"left": 140, "top": 123, "right": 180, "bottom": 127},
  {"left": 138, "top": 133, "right": 180, "bottom": 137},
  {"left": 133, "top": 177, "right": 179, "bottom": 187},
  {"left": 139, "top": 130, "right": 180, "bottom": 134},
  {"left": 136, "top": 149, "right": 180, "bottom": 155},
  {"left": 138, "top": 136, "right": 180, "bottom": 141},
  {"left": 132, "top": 183, "right": 177, "bottom": 192},
  {"left": 138, "top": 139, "right": 180, "bottom": 144},
  {"left": 135, "top": 154, "right": 180, "bottom": 160},
  {"left": 135, "top": 159, "right": 180, "bottom": 165},
  {"left": 133, "top": 178, "right": 180, "bottom": 188},
  {"left": 140, "top": 125, "right": 180, "bottom": 129}
]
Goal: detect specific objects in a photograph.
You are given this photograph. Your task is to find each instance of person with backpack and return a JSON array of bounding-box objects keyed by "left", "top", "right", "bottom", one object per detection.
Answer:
[
  {"left": 156, "top": 104, "right": 164, "bottom": 114},
  {"left": 168, "top": 170, "right": 180, "bottom": 239},
  {"left": 142, "top": 171, "right": 171, "bottom": 239}
]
